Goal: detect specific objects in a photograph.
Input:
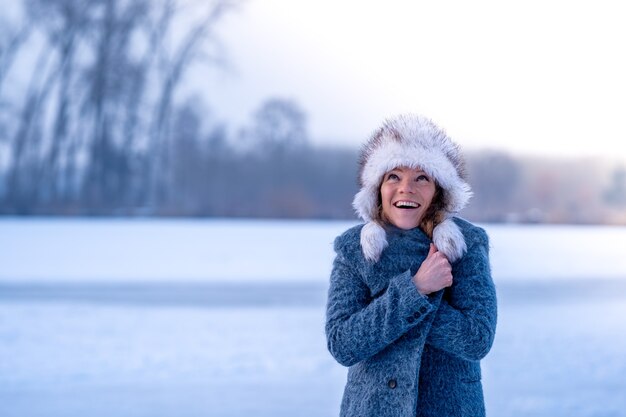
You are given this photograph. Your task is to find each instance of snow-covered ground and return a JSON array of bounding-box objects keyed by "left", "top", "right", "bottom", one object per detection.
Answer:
[
  {"left": 1, "top": 218, "right": 626, "bottom": 417},
  {"left": 2, "top": 218, "right": 626, "bottom": 283}
]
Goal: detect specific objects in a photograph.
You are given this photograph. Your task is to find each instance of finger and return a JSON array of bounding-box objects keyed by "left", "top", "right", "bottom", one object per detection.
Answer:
[
  {"left": 428, "top": 243, "right": 437, "bottom": 257},
  {"left": 437, "top": 253, "right": 451, "bottom": 266},
  {"left": 440, "top": 275, "right": 452, "bottom": 287},
  {"left": 434, "top": 253, "right": 450, "bottom": 266}
]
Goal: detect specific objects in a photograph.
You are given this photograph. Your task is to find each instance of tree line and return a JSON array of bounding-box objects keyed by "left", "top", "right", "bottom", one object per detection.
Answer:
[
  {"left": 0, "top": 0, "right": 241, "bottom": 215},
  {"left": 1, "top": 0, "right": 625, "bottom": 223}
]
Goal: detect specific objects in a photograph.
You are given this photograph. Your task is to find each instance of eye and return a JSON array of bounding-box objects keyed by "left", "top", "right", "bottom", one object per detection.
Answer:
[
  {"left": 386, "top": 173, "right": 400, "bottom": 181},
  {"left": 416, "top": 174, "right": 430, "bottom": 182}
]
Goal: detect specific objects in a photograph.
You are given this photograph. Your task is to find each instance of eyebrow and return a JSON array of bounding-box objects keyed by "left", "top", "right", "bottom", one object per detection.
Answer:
[{"left": 389, "top": 168, "right": 428, "bottom": 175}]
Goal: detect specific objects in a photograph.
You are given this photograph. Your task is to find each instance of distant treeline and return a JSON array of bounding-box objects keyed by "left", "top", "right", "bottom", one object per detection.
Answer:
[
  {"left": 463, "top": 152, "right": 625, "bottom": 224},
  {"left": 1, "top": 0, "right": 625, "bottom": 223}
]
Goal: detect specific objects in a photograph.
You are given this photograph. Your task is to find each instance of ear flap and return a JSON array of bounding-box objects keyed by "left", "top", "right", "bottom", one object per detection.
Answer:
[
  {"left": 432, "top": 218, "right": 467, "bottom": 262},
  {"left": 360, "top": 221, "right": 388, "bottom": 262}
]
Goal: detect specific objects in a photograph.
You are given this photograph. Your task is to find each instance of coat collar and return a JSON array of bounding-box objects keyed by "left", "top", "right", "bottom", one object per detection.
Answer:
[
  {"left": 383, "top": 223, "right": 431, "bottom": 242},
  {"left": 360, "top": 223, "right": 431, "bottom": 298}
]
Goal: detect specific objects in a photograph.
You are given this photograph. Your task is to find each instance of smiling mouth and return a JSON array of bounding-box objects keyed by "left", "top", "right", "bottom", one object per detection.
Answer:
[{"left": 394, "top": 201, "right": 420, "bottom": 209}]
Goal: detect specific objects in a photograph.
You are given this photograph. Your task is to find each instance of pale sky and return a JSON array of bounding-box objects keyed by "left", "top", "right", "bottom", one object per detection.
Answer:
[{"left": 195, "top": 0, "right": 626, "bottom": 160}]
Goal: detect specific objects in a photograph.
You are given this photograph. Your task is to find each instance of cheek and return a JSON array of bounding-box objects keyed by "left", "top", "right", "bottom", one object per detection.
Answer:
[
  {"left": 380, "top": 192, "right": 392, "bottom": 212},
  {"left": 379, "top": 185, "right": 392, "bottom": 203},
  {"left": 422, "top": 185, "right": 437, "bottom": 204},
  {"left": 379, "top": 186, "right": 394, "bottom": 215}
]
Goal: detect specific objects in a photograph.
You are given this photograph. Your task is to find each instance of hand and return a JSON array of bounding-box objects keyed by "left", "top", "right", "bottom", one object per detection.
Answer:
[{"left": 413, "top": 243, "right": 453, "bottom": 295}]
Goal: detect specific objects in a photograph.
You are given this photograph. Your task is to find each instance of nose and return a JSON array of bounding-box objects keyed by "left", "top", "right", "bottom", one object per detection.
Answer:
[{"left": 398, "top": 177, "right": 415, "bottom": 193}]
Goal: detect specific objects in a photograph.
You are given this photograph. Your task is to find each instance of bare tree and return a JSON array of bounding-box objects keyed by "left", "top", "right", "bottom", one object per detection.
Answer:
[
  {"left": 4, "top": 35, "right": 59, "bottom": 212},
  {"left": 23, "top": 0, "right": 96, "bottom": 207},
  {"left": 79, "top": 0, "right": 152, "bottom": 211},
  {"left": 0, "top": 15, "right": 32, "bottom": 98},
  {"left": 244, "top": 98, "right": 309, "bottom": 155},
  {"left": 147, "top": 0, "right": 240, "bottom": 207}
]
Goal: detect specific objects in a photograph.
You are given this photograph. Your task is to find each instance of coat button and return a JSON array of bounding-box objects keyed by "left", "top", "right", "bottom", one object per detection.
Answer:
[
  {"left": 419, "top": 306, "right": 428, "bottom": 314},
  {"left": 407, "top": 316, "right": 415, "bottom": 324},
  {"left": 387, "top": 379, "right": 397, "bottom": 389},
  {"left": 412, "top": 311, "right": 421, "bottom": 319}
]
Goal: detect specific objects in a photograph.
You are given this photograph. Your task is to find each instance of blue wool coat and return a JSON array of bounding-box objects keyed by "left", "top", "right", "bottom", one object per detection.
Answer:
[{"left": 325, "top": 217, "right": 497, "bottom": 417}]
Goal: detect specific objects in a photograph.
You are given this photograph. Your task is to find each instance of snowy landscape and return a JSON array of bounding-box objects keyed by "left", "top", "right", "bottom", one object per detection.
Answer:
[{"left": 1, "top": 218, "right": 626, "bottom": 417}]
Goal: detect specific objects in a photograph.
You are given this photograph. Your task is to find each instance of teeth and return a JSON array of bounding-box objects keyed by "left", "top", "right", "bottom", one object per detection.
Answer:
[{"left": 395, "top": 201, "right": 419, "bottom": 208}]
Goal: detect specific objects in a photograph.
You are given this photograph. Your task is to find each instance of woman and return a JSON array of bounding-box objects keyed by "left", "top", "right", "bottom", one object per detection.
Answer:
[{"left": 325, "top": 114, "right": 497, "bottom": 417}]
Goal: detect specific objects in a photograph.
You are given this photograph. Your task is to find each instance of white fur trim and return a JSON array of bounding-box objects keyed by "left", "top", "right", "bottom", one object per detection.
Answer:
[
  {"left": 357, "top": 139, "right": 472, "bottom": 215},
  {"left": 432, "top": 218, "right": 467, "bottom": 262},
  {"left": 360, "top": 222, "right": 388, "bottom": 262},
  {"left": 352, "top": 185, "right": 379, "bottom": 221}
]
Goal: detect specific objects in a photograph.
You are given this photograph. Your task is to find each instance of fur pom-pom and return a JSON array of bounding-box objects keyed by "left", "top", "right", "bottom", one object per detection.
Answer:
[
  {"left": 352, "top": 186, "right": 377, "bottom": 221},
  {"left": 360, "top": 222, "right": 388, "bottom": 262},
  {"left": 433, "top": 218, "right": 467, "bottom": 262}
]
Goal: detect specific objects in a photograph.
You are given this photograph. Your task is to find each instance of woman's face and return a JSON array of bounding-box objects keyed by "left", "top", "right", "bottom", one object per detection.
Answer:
[{"left": 380, "top": 166, "right": 436, "bottom": 230}]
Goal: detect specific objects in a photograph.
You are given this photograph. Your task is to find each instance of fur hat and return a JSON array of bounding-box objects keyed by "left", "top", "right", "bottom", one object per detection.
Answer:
[{"left": 353, "top": 114, "right": 472, "bottom": 262}]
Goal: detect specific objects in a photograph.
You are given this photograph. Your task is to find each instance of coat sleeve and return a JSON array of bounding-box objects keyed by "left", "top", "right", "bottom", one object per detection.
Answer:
[
  {"left": 325, "top": 242, "right": 438, "bottom": 367},
  {"left": 425, "top": 227, "right": 497, "bottom": 361}
]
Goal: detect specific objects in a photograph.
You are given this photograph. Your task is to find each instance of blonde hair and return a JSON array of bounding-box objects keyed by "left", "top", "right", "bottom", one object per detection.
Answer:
[{"left": 419, "top": 184, "right": 446, "bottom": 238}]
